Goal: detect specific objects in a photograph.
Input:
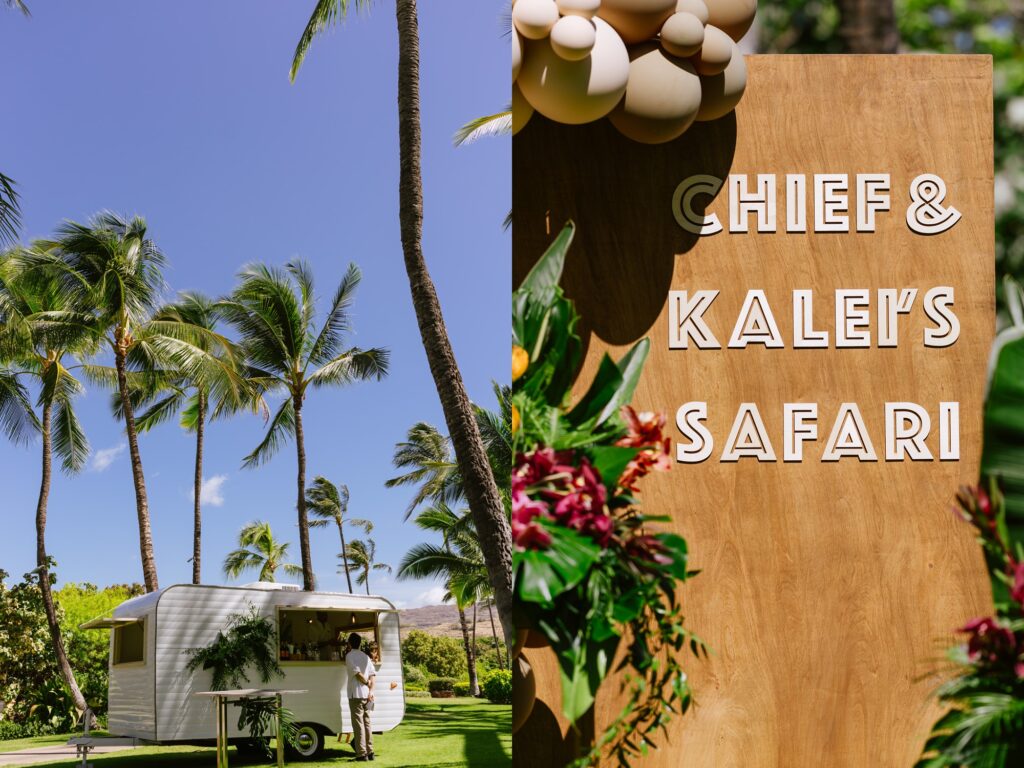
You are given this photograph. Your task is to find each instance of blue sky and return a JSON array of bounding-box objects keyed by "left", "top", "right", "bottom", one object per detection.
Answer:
[{"left": 0, "top": 1, "right": 509, "bottom": 609}]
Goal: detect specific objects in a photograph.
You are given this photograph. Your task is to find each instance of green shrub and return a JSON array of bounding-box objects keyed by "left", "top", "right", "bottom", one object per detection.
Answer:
[
  {"left": 406, "top": 690, "right": 431, "bottom": 699},
  {"left": 0, "top": 720, "right": 57, "bottom": 740},
  {"left": 401, "top": 631, "right": 467, "bottom": 679},
  {"left": 403, "top": 664, "right": 427, "bottom": 686},
  {"left": 427, "top": 678, "right": 455, "bottom": 694},
  {"left": 481, "top": 670, "right": 512, "bottom": 704},
  {"left": 453, "top": 681, "right": 471, "bottom": 697}
]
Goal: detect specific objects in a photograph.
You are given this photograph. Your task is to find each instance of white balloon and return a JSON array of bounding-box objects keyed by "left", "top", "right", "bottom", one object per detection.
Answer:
[
  {"left": 696, "top": 40, "right": 746, "bottom": 121},
  {"left": 660, "top": 11, "right": 704, "bottom": 58},
  {"left": 513, "top": 30, "right": 523, "bottom": 80},
  {"left": 557, "top": 0, "right": 601, "bottom": 18},
  {"left": 518, "top": 17, "right": 630, "bottom": 125},
  {"left": 513, "top": 0, "right": 559, "bottom": 40},
  {"left": 675, "top": 0, "right": 709, "bottom": 24},
  {"left": 550, "top": 16, "right": 597, "bottom": 61}
]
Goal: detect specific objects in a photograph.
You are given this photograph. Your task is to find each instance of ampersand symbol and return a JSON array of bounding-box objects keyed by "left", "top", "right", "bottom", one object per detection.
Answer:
[{"left": 906, "top": 174, "right": 961, "bottom": 235}]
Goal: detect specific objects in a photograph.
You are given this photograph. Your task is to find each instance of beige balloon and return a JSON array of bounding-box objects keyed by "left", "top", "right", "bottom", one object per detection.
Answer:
[
  {"left": 692, "top": 24, "right": 732, "bottom": 75},
  {"left": 609, "top": 42, "right": 702, "bottom": 143},
  {"left": 695, "top": 38, "right": 747, "bottom": 121},
  {"left": 705, "top": 0, "right": 757, "bottom": 42},
  {"left": 675, "top": 0, "right": 709, "bottom": 24},
  {"left": 557, "top": 0, "right": 601, "bottom": 18},
  {"left": 513, "top": 0, "right": 560, "bottom": 40},
  {"left": 517, "top": 17, "right": 630, "bottom": 125},
  {"left": 513, "top": 30, "right": 523, "bottom": 81},
  {"left": 660, "top": 11, "right": 705, "bottom": 58},
  {"left": 595, "top": 0, "right": 677, "bottom": 44},
  {"left": 512, "top": 83, "right": 535, "bottom": 135},
  {"left": 550, "top": 15, "right": 597, "bottom": 61}
]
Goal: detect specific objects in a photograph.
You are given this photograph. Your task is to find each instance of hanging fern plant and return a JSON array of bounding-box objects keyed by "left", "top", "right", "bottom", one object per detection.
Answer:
[{"left": 186, "top": 604, "right": 296, "bottom": 757}]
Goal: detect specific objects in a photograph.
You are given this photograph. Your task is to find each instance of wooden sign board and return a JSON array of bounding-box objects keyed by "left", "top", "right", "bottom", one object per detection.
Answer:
[{"left": 513, "top": 55, "right": 994, "bottom": 767}]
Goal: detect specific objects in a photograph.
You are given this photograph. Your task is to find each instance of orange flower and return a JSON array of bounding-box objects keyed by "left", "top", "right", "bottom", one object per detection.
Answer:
[
  {"left": 512, "top": 404, "right": 521, "bottom": 434},
  {"left": 513, "top": 345, "right": 529, "bottom": 381}
]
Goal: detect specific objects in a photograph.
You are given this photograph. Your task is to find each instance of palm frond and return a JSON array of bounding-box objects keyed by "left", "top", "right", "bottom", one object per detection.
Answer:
[
  {"left": 307, "top": 262, "right": 360, "bottom": 367},
  {"left": 0, "top": 172, "right": 23, "bottom": 246},
  {"left": 289, "top": 0, "right": 372, "bottom": 82},
  {"left": 0, "top": 366, "right": 38, "bottom": 445},
  {"left": 52, "top": 397, "right": 89, "bottom": 474},
  {"left": 242, "top": 398, "right": 296, "bottom": 468},
  {"left": 306, "top": 346, "right": 390, "bottom": 389},
  {"left": 453, "top": 109, "right": 511, "bottom": 147}
]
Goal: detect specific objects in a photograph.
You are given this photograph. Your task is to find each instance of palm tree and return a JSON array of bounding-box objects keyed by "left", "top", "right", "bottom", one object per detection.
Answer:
[
  {"left": 31, "top": 213, "right": 235, "bottom": 592},
  {"left": 115, "top": 292, "right": 253, "bottom": 585},
  {"left": 0, "top": 251, "right": 96, "bottom": 724},
  {"left": 223, "top": 521, "right": 303, "bottom": 583},
  {"left": 398, "top": 503, "right": 488, "bottom": 695},
  {"left": 290, "top": 0, "right": 513, "bottom": 642},
  {"left": 220, "top": 260, "right": 389, "bottom": 591},
  {"left": 306, "top": 476, "right": 372, "bottom": 593},
  {"left": 343, "top": 538, "right": 391, "bottom": 596}
]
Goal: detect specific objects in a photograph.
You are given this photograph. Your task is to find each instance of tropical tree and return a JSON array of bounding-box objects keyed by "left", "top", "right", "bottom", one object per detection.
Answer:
[
  {"left": 220, "top": 260, "right": 389, "bottom": 591},
  {"left": 343, "top": 538, "right": 391, "bottom": 596},
  {"left": 223, "top": 521, "right": 303, "bottom": 583},
  {"left": 26, "top": 213, "right": 237, "bottom": 593},
  {"left": 0, "top": 251, "right": 97, "bottom": 724},
  {"left": 289, "top": 0, "right": 513, "bottom": 641},
  {"left": 114, "top": 292, "right": 253, "bottom": 585},
  {"left": 306, "top": 476, "right": 372, "bottom": 593},
  {"left": 398, "top": 503, "right": 490, "bottom": 695}
]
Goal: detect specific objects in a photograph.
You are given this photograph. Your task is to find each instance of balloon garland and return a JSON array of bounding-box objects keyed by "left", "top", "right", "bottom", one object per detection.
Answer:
[{"left": 512, "top": 0, "right": 756, "bottom": 143}]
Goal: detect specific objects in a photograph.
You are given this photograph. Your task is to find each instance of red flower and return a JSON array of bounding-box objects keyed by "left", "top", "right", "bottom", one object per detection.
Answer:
[
  {"left": 625, "top": 534, "right": 673, "bottom": 566},
  {"left": 1012, "top": 561, "right": 1024, "bottom": 606},
  {"left": 616, "top": 407, "right": 672, "bottom": 492},
  {"left": 960, "top": 616, "right": 1017, "bottom": 668},
  {"left": 512, "top": 488, "right": 552, "bottom": 550}
]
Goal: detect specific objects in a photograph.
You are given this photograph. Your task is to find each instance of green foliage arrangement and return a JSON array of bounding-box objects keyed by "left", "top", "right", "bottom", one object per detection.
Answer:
[
  {"left": 480, "top": 669, "right": 512, "bottom": 705},
  {"left": 235, "top": 696, "right": 298, "bottom": 760},
  {"left": 0, "top": 569, "right": 60, "bottom": 725},
  {"left": 512, "top": 223, "right": 703, "bottom": 767},
  {"left": 185, "top": 605, "right": 281, "bottom": 691},
  {"left": 453, "top": 681, "right": 471, "bottom": 697},
  {"left": 400, "top": 630, "right": 467, "bottom": 679}
]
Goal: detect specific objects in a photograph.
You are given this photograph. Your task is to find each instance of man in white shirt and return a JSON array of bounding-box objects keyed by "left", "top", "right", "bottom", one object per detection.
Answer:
[{"left": 345, "top": 633, "right": 376, "bottom": 762}]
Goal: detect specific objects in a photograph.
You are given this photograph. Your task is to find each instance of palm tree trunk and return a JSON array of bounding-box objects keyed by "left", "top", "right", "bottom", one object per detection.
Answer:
[
  {"left": 192, "top": 391, "right": 206, "bottom": 585},
  {"left": 35, "top": 399, "right": 93, "bottom": 726},
  {"left": 337, "top": 520, "right": 353, "bottom": 593},
  {"left": 293, "top": 395, "right": 315, "bottom": 591},
  {"left": 365, "top": 566, "right": 371, "bottom": 596},
  {"left": 394, "top": 0, "right": 513, "bottom": 646},
  {"left": 486, "top": 601, "right": 504, "bottom": 669},
  {"left": 458, "top": 606, "right": 479, "bottom": 697},
  {"left": 114, "top": 346, "right": 159, "bottom": 592}
]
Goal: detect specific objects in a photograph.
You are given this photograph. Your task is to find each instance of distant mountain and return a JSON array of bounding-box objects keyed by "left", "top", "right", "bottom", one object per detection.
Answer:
[{"left": 398, "top": 604, "right": 463, "bottom": 638}]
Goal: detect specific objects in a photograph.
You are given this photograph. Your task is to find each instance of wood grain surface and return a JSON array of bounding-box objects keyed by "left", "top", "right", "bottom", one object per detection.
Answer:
[{"left": 512, "top": 55, "right": 994, "bottom": 768}]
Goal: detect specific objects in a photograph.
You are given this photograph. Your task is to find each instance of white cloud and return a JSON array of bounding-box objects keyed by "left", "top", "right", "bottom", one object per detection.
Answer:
[
  {"left": 195, "top": 475, "right": 228, "bottom": 507},
  {"left": 90, "top": 443, "right": 126, "bottom": 472},
  {"left": 413, "top": 586, "right": 450, "bottom": 607}
]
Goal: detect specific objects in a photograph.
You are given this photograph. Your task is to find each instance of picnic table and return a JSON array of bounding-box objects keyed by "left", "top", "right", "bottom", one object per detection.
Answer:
[{"left": 193, "top": 689, "right": 307, "bottom": 768}]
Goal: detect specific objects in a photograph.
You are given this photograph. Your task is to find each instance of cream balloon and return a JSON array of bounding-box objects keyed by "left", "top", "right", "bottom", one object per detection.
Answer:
[
  {"left": 557, "top": 0, "right": 601, "bottom": 18},
  {"left": 696, "top": 39, "right": 746, "bottom": 121},
  {"left": 512, "top": 83, "right": 535, "bottom": 135},
  {"left": 675, "top": 0, "right": 709, "bottom": 24},
  {"left": 550, "top": 15, "right": 597, "bottom": 61},
  {"left": 608, "top": 42, "right": 702, "bottom": 144},
  {"left": 660, "top": 11, "right": 704, "bottom": 58},
  {"left": 595, "top": 0, "right": 677, "bottom": 44},
  {"left": 513, "top": 0, "right": 559, "bottom": 40},
  {"left": 692, "top": 24, "right": 732, "bottom": 75},
  {"left": 513, "top": 30, "right": 523, "bottom": 80},
  {"left": 517, "top": 17, "right": 630, "bottom": 125},
  {"left": 706, "top": 0, "right": 756, "bottom": 42}
]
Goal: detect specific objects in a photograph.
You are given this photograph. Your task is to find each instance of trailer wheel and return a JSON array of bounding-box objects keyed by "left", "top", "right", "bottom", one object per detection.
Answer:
[{"left": 286, "top": 724, "right": 326, "bottom": 760}]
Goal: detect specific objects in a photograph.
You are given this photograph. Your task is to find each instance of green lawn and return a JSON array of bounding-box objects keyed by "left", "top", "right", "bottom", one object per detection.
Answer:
[{"left": 0, "top": 699, "right": 510, "bottom": 767}]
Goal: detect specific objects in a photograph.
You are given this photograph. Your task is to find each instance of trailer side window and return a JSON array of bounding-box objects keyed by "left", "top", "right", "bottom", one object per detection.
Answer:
[
  {"left": 278, "top": 609, "right": 380, "bottom": 665},
  {"left": 113, "top": 620, "right": 145, "bottom": 665}
]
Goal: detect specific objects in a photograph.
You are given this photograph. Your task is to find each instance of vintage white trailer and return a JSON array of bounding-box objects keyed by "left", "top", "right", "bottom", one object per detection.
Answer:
[{"left": 84, "top": 583, "right": 404, "bottom": 759}]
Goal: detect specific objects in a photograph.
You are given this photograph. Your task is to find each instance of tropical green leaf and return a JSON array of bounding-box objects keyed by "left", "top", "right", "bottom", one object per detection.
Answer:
[{"left": 514, "top": 522, "right": 601, "bottom": 605}]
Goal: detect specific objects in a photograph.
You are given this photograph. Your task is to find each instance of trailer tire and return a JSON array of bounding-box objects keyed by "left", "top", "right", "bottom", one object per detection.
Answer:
[{"left": 286, "top": 724, "right": 326, "bottom": 760}]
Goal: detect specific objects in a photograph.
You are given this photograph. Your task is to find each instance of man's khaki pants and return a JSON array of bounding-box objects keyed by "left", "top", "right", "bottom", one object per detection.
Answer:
[{"left": 349, "top": 698, "right": 373, "bottom": 757}]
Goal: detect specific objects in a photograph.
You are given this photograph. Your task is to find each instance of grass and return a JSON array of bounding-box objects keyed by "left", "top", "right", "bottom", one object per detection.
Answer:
[{"left": 0, "top": 699, "right": 510, "bottom": 767}]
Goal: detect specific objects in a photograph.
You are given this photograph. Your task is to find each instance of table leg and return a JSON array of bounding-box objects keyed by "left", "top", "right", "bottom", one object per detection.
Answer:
[
  {"left": 276, "top": 694, "right": 284, "bottom": 768},
  {"left": 215, "top": 696, "right": 223, "bottom": 768},
  {"left": 220, "top": 697, "right": 230, "bottom": 768}
]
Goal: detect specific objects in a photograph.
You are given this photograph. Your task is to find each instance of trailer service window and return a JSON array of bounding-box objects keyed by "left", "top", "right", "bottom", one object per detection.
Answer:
[
  {"left": 113, "top": 620, "right": 145, "bottom": 666},
  {"left": 278, "top": 609, "right": 380, "bottom": 664}
]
